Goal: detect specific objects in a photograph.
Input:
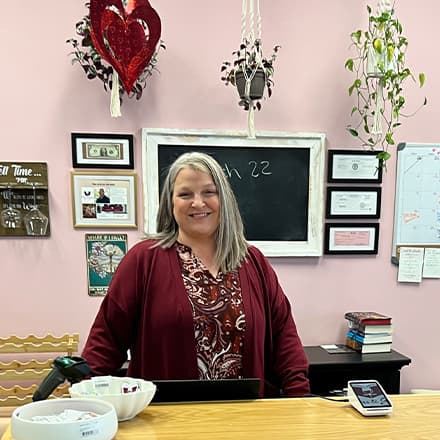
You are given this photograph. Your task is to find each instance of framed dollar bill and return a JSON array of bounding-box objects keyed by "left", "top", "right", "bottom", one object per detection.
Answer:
[{"left": 71, "top": 133, "right": 134, "bottom": 169}]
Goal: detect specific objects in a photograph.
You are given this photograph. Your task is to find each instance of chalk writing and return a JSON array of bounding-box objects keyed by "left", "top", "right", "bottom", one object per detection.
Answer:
[{"left": 222, "top": 160, "right": 272, "bottom": 180}]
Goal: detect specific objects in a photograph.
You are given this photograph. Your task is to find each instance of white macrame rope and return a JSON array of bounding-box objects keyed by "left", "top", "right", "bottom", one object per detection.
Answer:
[
  {"left": 377, "top": 0, "right": 392, "bottom": 14},
  {"left": 240, "top": 0, "right": 263, "bottom": 138},
  {"left": 110, "top": 70, "right": 122, "bottom": 118},
  {"left": 249, "top": 0, "right": 254, "bottom": 42},
  {"left": 241, "top": 0, "right": 247, "bottom": 42},
  {"left": 255, "top": 0, "right": 262, "bottom": 40},
  {"left": 368, "top": 0, "right": 395, "bottom": 134},
  {"left": 247, "top": 105, "right": 256, "bottom": 139},
  {"left": 241, "top": 0, "right": 262, "bottom": 42},
  {"left": 372, "top": 78, "right": 384, "bottom": 134}
]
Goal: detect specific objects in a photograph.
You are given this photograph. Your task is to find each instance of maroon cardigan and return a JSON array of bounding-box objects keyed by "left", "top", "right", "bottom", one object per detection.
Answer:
[{"left": 82, "top": 240, "right": 309, "bottom": 397}]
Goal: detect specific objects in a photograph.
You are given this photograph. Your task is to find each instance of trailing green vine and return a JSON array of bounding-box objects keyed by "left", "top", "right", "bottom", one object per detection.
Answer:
[{"left": 345, "top": 2, "right": 426, "bottom": 164}]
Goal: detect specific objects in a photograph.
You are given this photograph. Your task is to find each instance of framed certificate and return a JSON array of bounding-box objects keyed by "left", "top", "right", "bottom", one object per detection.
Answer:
[
  {"left": 324, "top": 223, "right": 379, "bottom": 255},
  {"left": 326, "top": 187, "right": 381, "bottom": 219},
  {"left": 327, "top": 150, "right": 383, "bottom": 183}
]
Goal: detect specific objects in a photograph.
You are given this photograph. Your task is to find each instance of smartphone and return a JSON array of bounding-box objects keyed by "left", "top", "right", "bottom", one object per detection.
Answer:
[{"left": 347, "top": 380, "right": 393, "bottom": 416}]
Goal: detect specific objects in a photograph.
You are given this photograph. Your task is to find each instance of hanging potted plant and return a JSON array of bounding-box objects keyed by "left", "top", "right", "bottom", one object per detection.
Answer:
[
  {"left": 345, "top": 0, "right": 426, "bottom": 165},
  {"left": 220, "top": 38, "right": 280, "bottom": 111},
  {"left": 66, "top": 1, "right": 165, "bottom": 117},
  {"left": 220, "top": 0, "right": 280, "bottom": 139}
]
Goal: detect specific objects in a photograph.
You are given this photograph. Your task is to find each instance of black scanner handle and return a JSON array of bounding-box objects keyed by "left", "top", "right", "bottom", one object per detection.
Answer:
[
  {"left": 32, "top": 367, "right": 66, "bottom": 402},
  {"left": 32, "top": 356, "right": 91, "bottom": 401}
]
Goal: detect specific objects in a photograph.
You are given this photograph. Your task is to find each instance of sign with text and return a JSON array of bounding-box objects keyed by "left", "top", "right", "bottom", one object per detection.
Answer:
[
  {"left": 85, "top": 233, "right": 128, "bottom": 296},
  {"left": 0, "top": 162, "right": 50, "bottom": 237}
]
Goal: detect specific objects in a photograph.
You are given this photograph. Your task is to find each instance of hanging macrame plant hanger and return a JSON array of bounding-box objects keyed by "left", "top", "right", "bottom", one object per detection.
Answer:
[
  {"left": 366, "top": 0, "right": 397, "bottom": 137},
  {"left": 240, "top": 0, "right": 264, "bottom": 139}
]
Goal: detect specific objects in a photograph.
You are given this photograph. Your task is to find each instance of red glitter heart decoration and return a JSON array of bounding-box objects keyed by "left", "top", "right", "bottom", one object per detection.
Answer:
[{"left": 90, "top": 0, "right": 161, "bottom": 93}]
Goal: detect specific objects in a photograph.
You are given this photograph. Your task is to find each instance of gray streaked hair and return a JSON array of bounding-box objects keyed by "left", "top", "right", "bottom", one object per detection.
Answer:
[{"left": 147, "top": 151, "right": 248, "bottom": 272}]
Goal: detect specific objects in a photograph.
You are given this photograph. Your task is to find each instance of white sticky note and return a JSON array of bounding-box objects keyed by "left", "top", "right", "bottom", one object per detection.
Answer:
[
  {"left": 422, "top": 248, "right": 440, "bottom": 278},
  {"left": 398, "top": 247, "right": 424, "bottom": 283}
]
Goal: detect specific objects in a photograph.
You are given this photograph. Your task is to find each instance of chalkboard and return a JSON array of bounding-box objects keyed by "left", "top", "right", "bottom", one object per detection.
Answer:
[
  {"left": 392, "top": 142, "right": 440, "bottom": 264},
  {"left": 142, "top": 129, "right": 325, "bottom": 256}
]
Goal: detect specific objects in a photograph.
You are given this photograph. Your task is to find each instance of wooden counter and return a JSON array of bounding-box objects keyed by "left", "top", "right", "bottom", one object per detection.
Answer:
[{"left": 2, "top": 394, "right": 440, "bottom": 440}]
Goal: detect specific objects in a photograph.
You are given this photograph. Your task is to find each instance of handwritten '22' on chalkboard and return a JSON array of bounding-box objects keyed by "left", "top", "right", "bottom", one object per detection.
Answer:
[{"left": 142, "top": 129, "right": 326, "bottom": 257}]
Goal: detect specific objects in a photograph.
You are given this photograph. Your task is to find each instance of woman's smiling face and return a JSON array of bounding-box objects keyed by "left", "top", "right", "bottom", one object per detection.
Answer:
[{"left": 172, "top": 167, "right": 220, "bottom": 244}]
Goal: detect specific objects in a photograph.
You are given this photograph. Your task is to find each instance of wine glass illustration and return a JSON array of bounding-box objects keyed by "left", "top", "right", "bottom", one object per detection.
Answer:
[
  {"left": 0, "top": 186, "right": 22, "bottom": 229},
  {"left": 24, "top": 183, "right": 48, "bottom": 236}
]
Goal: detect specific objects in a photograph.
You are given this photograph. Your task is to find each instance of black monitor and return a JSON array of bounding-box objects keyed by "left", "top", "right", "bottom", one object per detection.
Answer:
[{"left": 151, "top": 378, "right": 261, "bottom": 403}]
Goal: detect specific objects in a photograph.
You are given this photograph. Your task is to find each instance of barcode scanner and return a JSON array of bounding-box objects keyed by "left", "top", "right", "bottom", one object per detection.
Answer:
[{"left": 32, "top": 356, "right": 91, "bottom": 401}]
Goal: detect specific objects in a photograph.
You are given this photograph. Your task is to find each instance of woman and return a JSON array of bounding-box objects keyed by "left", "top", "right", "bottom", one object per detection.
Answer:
[{"left": 82, "top": 152, "right": 309, "bottom": 397}]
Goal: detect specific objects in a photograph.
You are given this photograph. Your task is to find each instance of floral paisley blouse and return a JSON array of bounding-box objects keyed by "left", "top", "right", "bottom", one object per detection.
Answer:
[{"left": 177, "top": 243, "right": 246, "bottom": 379}]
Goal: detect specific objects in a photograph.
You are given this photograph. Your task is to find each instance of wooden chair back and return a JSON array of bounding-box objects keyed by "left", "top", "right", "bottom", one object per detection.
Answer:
[{"left": 0, "top": 334, "right": 79, "bottom": 406}]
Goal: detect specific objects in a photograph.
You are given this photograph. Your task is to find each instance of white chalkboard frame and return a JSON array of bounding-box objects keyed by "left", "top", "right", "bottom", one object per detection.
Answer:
[
  {"left": 141, "top": 128, "right": 326, "bottom": 257},
  {"left": 392, "top": 142, "right": 440, "bottom": 264}
]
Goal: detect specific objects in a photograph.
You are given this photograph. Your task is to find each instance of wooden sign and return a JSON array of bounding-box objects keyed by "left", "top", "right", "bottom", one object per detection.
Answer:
[{"left": 0, "top": 162, "right": 50, "bottom": 237}]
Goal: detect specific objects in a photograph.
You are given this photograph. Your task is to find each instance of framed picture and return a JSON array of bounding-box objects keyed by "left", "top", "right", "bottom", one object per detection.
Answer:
[
  {"left": 71, "top": 171, "right": 137, "bottom": 228},
  {"left": 85, "top": 233, "right": 128, "bottom": 296},
  {"left": 71, "top": 133, "right": 134, "bottom": 169},
  {"left": 326, "top": 187, "right": 381, "bottom": 219},
  {"left": 324, "top": 223, "right": 379, "bottom": 255},
  {"left": 142, "top": 128, "right": 326, "bottom": 257},
  {"left": 327, "top": 150, "right": 383, "bottom": 183}
]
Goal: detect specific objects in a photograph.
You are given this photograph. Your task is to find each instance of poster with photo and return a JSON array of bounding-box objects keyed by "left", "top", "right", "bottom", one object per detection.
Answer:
[{"left": 71, "top": 171, "right": 137, "bottom": 228}]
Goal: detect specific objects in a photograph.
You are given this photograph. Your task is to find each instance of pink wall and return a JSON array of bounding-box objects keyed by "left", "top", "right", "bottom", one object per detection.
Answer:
[{"left": 1, "top": 1, "right": 439, "bottom": 393}]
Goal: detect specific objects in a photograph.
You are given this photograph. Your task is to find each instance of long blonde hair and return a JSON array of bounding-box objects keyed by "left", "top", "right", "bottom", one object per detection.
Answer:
[{"left": 148, "top": 151, "right": 248, "bottom": 272}]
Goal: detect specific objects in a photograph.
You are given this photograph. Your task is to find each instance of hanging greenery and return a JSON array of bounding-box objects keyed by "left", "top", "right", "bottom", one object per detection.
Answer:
[
  {"left": 345, "top": 1, "right": 426, "bottom": 164},
  {"left": 221, "top": 38, "right": 280, "bottom": 112},
  {"left": 220, "top": 0, "right": 280, "bottom": 139}
]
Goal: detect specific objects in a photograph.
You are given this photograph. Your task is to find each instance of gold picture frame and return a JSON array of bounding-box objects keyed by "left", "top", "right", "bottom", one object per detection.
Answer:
[{"left": 71, "top": 171, "right": 137, "bottom": 228}]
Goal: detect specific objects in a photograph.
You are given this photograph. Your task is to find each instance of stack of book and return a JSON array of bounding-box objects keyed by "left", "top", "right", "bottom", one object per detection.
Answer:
[{"left": 344, "top": 312, "right": 393, "bottom": 354}]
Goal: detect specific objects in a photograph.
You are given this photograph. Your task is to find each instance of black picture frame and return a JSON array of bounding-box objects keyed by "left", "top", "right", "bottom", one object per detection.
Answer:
[
  {"left": 326, "top": 186, "right": 382, "bottom": 219},
  {"left": 327, "top": 150, "right": 383, "bottom": 183},
  {"left": 71, "top": 133, "right": 134, "bottom": 169},
  {"left": 324, "top": 223, "right": 379, "bottom": 255}
]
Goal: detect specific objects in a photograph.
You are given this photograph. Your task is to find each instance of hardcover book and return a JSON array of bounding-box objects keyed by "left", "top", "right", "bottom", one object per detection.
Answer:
[
  {"left": 347, "top": 321, "right": 393, "bottom": 334},
  {"left": 345, "top": 336, "right": 392, "bottom": 354},
  {"left": 347, "top": 330, "right": 393, "bottom": 344},
  {"left": 344, "top": 311, "right": 392, "bottom": 326}
]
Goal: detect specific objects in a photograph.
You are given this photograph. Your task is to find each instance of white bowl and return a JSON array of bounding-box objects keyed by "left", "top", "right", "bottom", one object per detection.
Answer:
[
  {"left": 69, "top": 376, "right": 156, "bottom": 421},
  {"left": 11, "top": 398, "right": 118, "bottom": 440}
]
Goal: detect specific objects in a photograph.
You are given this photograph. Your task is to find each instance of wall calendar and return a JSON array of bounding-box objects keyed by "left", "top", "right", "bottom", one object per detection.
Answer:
[{"left": 392, "top": 142, "right": 440, "bottom": 264}]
